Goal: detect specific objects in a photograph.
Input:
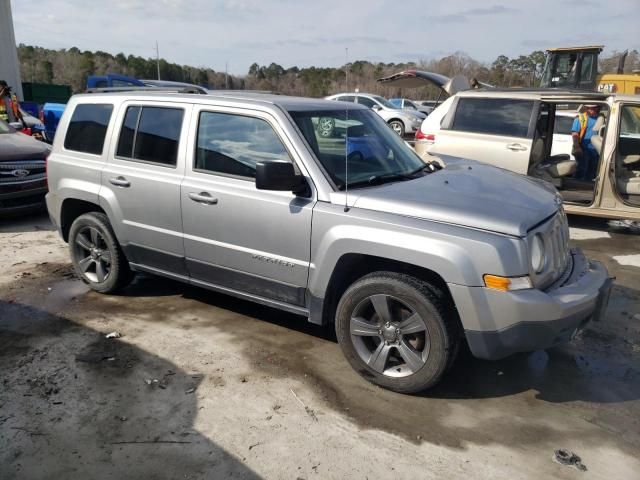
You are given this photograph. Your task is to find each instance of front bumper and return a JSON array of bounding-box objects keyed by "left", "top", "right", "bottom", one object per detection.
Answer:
[
  {"left": 0, "top": 183, "right": 47, "bottom": 216},
  {"left": 449, "top": 248, "right": 612, "bottom": 360}
]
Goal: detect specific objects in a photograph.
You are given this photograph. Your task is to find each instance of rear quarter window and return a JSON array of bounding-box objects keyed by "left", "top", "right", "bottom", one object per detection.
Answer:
[
  {"left": 64, "top": 104, "right": 113, "bottom": 155},
  {"left": 452, "top": 98, "right": 533, "bottom": 138}
]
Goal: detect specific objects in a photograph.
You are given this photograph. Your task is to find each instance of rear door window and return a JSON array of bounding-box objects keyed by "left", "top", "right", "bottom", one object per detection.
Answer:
[
  {"left": 451, "top": 98, "right": 534, "bottom": 138},
  {"left": 64, "top": 104, "right": 113, "bottom": 155},
  {"left": 115, "top": 106, "right": 184, "bottom": 167}
]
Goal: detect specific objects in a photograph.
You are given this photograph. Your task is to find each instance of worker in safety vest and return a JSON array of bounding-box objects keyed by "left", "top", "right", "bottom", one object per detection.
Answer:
[
  {"left": 0, "top": 80, "right": 23, "bottom": 125},
  {"left": 571, "top": 104, "right": 600, "bottom": 181}
]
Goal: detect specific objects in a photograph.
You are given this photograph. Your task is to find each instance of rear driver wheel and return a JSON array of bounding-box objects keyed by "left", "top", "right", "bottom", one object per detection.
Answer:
[
  {"left": 335, "top": 272, "right": 457, "bottom": 393},
  {"left": 69, "top": 212, "right": 132, "bottom": 293}
]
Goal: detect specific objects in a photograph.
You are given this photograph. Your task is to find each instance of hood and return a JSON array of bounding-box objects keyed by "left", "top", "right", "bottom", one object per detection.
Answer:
[
  {"left": 0, "top": 132, "right": 51, "bottom": 161},
  {"left": 349, "top": 157, "right": 559, "bottom": 237},
  {"left": 377, "top": 70, "right": 472, "bottom": 96}
]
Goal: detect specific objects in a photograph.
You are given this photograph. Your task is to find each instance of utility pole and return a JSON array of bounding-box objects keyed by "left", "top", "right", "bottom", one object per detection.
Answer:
[
  {"left": 155, "top": 40, "right": 160, "bottom": 80},
  {"left": 345, "top": 48, "right": 349, "bottom": 92}
]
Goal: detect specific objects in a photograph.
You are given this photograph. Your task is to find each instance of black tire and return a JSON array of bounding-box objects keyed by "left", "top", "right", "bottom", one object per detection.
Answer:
[
  {"left": 68, "top": 212, "right": 133, "bottom": 293},
  {"left": 388, "top": 120, "right": 405, "bottom": 137},
  {"left": 335, "top": 272, "right": 458, "bottom": 394}
]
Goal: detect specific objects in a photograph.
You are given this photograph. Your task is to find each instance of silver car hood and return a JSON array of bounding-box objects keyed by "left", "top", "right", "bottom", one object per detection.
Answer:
[{"left": 348, "top": 157, "right": 559, "bottom": 237}]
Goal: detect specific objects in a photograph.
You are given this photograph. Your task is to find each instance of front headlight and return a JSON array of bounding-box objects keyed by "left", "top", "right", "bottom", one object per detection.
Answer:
[{"left": 530, "top": 233, "right": 546, "bottom": 274}]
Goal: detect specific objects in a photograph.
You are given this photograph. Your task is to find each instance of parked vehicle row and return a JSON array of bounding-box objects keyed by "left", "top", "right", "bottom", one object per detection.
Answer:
[
  {"left": 44, "top": 90, "right": 611, "bottom": 394},
  {"left": 324, "top": 93, "right": 426, "bottom": 137}
]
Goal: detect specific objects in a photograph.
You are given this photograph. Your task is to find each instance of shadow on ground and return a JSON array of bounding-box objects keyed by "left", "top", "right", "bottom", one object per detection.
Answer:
[
  {"left": 0, "top": 299, "right": 260, "bottom": 479},
  {"left": 0, "top": 210, "right": 53, "bottom": 234}
]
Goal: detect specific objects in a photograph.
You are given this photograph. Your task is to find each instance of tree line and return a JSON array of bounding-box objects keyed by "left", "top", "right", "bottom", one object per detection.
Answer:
[{"left": 16, "top": 44, "right": 639, "bottom": 99}]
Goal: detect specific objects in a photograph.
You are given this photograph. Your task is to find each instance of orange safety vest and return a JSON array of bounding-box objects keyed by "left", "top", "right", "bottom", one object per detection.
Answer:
[{"left": 0, "top": 96, "right": 9, "bottom": 122}]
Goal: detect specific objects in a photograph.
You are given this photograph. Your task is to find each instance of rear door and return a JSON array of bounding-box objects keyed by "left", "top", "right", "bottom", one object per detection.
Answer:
[
  {"left": 101, "top": 101, "right": 191, "bottom": 276},
  {"left": 180, "top": 106, "right": 314, "bottom": 307},
  {"left": 433, "top": 97, "right": 535, "bottom": 174}
]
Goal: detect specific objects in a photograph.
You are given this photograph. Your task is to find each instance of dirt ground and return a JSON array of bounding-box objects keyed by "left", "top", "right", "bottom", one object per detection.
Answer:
[{"left": 1, "top": 213, "right": 639, "bottom": 479}]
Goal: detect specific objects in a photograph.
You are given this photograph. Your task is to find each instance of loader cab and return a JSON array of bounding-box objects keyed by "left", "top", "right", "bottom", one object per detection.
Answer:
[{"left": 540, "top": 46, "right": 603, "bottom": 90}]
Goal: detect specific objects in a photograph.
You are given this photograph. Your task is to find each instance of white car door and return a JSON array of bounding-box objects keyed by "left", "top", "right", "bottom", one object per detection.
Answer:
[{"left": 430, "top": 97, "right": 535, "bottom": 175}]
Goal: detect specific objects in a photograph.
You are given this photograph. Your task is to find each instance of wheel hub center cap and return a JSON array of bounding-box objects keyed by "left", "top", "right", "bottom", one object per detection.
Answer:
[{"left": 382, "top": 325, "right": 398, "bottom": 342}]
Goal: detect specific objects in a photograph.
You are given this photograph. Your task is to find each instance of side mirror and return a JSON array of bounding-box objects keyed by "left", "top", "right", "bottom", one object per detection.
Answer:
[
  {"left": 256, "top": 161, "right": 301, "bottom": 192},
  {"left": 371, "top": 104, "right": 381, "bottom": 111}
]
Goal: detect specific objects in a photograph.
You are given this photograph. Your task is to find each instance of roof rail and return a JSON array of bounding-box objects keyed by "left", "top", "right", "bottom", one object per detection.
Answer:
[{"left": 85, "top": 86, "right": 206, "bottom": 94}]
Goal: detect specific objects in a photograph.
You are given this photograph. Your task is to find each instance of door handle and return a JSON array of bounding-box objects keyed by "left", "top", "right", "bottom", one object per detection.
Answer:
[
  {"left": 188, "top": 192, "right": 218, "bottom": 205},
  {"left": 109, "top": 176, "right": 130, "bottom": 187},
  {"left": 506, "top": 143, "right": 528, "bottom": 152}
]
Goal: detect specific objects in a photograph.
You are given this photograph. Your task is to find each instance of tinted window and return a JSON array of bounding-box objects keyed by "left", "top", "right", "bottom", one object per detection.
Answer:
[
  {"left": 116, "top": 106, "right": 140, "bottom": 158},
  {"left": 64, "top": 104, "right": 113, "bottom": 155},
  {"left": 116, "top": 106, "right": 183, "bottom": 166},
  {"left": 336, "top": 96, "right": 355, "bottom": 102},
  {"left": 195, "top": 112, "right": 291, "bottom": 179},
  {"left": 452, "top": 98, "right": 533, "bottom": 137}
]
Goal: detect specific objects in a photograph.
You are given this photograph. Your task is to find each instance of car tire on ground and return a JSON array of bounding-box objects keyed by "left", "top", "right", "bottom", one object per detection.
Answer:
[
  {"left": 68, "top": 212, "right": 133, "bottom": 294},
  {"left": 388, "top": 120, "right": 405, "bottom": 137},
  {"left": 335, "top": 272, "right": 458, "bottom": 394}
]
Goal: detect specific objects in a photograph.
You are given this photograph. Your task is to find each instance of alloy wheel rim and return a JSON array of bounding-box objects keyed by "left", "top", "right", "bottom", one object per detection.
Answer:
[
  {"left": 73, "top": 226, "right": 112, "bottom": 284},
  {"left": 391, "top": 122, "right": 403, "bottom": 135},
  {"left": 350, "top": 294, "right": 430, "bottom": 378}
]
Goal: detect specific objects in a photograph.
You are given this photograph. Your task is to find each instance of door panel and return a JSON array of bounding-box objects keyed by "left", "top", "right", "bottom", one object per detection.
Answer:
[
  {"left": 430, "top": 129, "right": 532, "bottom": 174},
  {"left": 181, "top": 107, "right": 314, "bottom": 305},
  {"left": 101, "top": 102, "right": 191, "bottom": 274}
]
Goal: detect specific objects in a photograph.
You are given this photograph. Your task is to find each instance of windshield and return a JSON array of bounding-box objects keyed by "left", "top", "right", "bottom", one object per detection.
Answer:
[
  {"left": 372, "top": 96, "right": 398, "bottom": 109},
  {"left": 289, "top": 109, "right": 427, "bottom": 190}
]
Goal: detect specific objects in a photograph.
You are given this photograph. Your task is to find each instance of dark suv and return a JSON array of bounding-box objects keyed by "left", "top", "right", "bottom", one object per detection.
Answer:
[{"left": 0, "top": 119, "right": 50, "bottom": 215}]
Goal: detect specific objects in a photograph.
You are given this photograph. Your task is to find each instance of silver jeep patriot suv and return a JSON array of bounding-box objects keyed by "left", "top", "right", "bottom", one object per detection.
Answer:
[{"left": 46, "top": 91, "right": 612, "bottom": 393}]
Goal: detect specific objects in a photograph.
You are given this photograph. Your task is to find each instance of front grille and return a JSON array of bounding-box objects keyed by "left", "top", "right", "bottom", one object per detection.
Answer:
[
  {"left": 529, "top": 210, "right": 571, "bottom": 289},
  {"left": 0, "top": 160, "right": 46, "bottom": 184},
  {"left": 547, "top": 212, "right": 570, "bottom": 276}
]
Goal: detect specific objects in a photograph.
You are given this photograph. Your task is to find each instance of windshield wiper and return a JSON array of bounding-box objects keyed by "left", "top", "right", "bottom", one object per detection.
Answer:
[{"left": 344, "top": 172, "right": 416, "bottom": 190}]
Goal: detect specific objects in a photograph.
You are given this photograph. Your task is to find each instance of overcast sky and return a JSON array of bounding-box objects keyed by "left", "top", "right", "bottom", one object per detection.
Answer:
[{"left": 10, "top": 0, "right": 638, "bottom": 75}]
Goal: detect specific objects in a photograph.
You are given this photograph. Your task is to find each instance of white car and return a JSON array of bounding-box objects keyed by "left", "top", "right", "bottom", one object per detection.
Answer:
[
  {"left": 415, "top": 100, "right": 577, "bottom": 163},
  {"left": 325, "top": 93, "right": 425, "bottom": 136}
]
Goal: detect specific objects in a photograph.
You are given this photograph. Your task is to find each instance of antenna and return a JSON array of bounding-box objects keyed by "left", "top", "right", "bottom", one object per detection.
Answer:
[{"left": 344, "top": 47, "right": 350, "bottom": 213}]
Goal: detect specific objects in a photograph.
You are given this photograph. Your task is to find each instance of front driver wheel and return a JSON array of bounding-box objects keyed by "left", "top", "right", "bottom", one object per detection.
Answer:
[
  {"left": 69, "top": 212, "right": 133, "bottom": 293},
  {"left": 388, "top": 120, "right": 405, "bottom": 137},
  {"left": 335, "top": 272, "right": 458, "bottom": 393}
]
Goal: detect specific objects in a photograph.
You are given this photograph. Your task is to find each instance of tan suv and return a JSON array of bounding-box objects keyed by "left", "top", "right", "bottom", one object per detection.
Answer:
[{"left": 414, "top": 90, "right": 640, "bottom": 222}]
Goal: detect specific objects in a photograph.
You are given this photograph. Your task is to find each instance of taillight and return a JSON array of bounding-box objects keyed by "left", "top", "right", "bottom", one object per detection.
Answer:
[{"left": 415, "top": 130, "right": 435, "bottom": 142}]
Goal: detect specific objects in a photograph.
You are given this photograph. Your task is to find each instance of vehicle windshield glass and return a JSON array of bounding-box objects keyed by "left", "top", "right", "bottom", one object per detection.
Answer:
[
  {"left": 372, "top": 96, "right": 398, "bottom": 109},
  {"left": 290, "top": 109, "right": 427, "bottom": 190},
  {"left": 0, "top": 119, "right": 12, "bottom": 134}
]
